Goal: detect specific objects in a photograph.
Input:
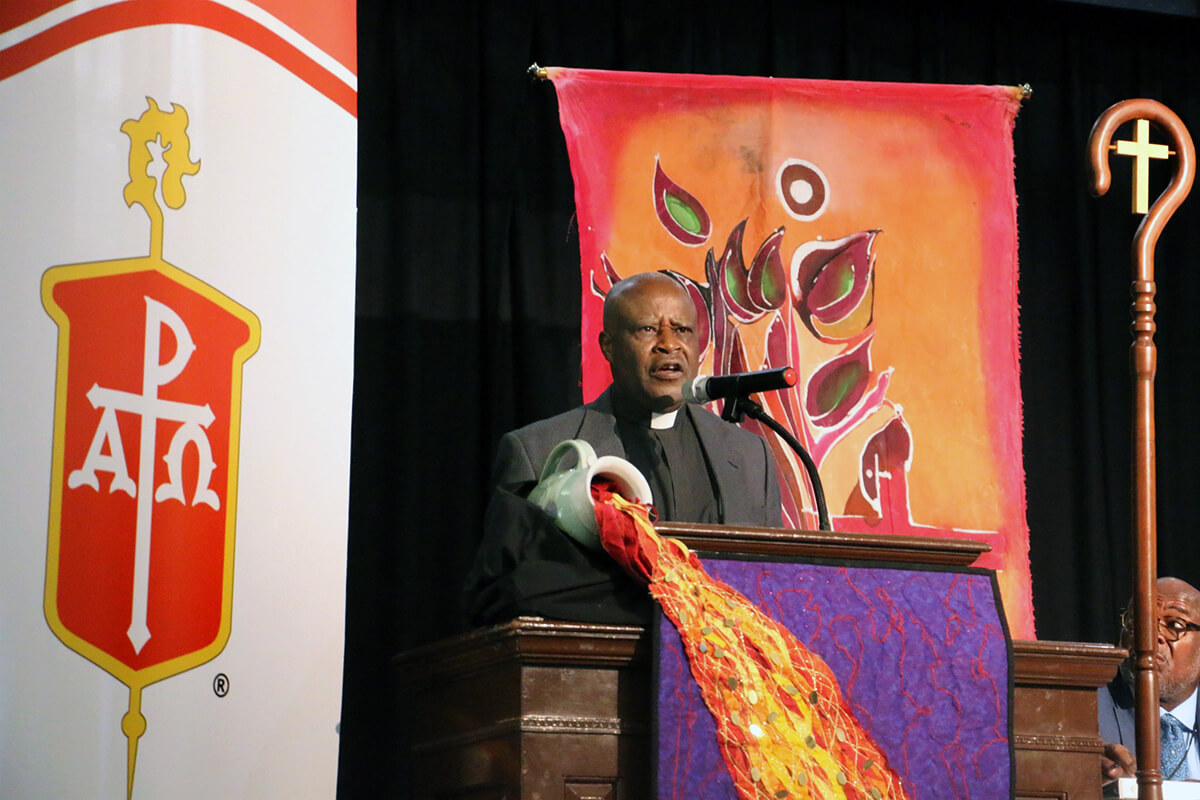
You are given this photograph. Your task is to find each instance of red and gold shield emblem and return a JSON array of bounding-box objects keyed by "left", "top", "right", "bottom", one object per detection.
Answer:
[{"left": 41, "top": 99, "right": 260, "bottom": 798}]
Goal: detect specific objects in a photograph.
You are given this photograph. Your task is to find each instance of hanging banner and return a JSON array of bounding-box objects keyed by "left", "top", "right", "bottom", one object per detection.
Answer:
[
  {"left": 548, "top": 67, "right": 1034, "bottom": 637},
  {"left": 0, "top": 2, "right": 356, "bottom": 798}
]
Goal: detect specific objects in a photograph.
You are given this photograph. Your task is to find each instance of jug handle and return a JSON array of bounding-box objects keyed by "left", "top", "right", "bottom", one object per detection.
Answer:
[{"left": 538, "top": 439, "right": 598, "bottom": 483}]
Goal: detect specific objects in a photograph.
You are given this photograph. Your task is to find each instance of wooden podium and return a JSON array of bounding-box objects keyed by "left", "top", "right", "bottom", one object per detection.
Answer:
[{"left": 396, "top": 524, "right": 1124, "bottom": 799}]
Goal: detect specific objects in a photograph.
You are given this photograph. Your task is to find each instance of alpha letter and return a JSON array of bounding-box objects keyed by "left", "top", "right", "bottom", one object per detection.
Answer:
[{"left": 67, "top": 406, "right": 136, "bottom": 496}]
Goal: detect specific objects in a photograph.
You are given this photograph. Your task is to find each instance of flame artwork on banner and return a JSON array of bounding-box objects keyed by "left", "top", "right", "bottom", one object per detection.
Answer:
[
  {"left": 546, "top": 68, "right": 1033, "bottom": 637},
  {"left": 41, "top": 99, "right": 261, "bottom": 799}
]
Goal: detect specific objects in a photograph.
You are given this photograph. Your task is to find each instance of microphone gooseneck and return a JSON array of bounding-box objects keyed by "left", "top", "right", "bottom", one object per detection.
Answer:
[{"left": 686, "top": 366, "right": 830, "bottom": 532}]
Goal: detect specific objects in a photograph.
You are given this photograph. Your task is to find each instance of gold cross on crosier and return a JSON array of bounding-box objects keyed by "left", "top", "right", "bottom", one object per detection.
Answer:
[{"left": 1114, "top": 118, "right": 1171, "bottom": 214}]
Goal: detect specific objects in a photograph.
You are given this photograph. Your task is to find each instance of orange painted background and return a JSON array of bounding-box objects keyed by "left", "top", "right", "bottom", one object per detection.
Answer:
[{"left": 551, "top": 69, "right": 1033, "bottom": 637}]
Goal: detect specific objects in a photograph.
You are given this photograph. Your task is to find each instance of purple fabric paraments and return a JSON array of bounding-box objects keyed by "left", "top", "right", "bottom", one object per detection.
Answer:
[{"left": 655, "top": 561, "right": 1011, "bottom": 799}]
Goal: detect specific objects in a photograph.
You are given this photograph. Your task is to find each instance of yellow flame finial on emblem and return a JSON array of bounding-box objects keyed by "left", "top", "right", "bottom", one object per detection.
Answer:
[{"left": 120, "top": 98, "right": 201, "bottom": 260}]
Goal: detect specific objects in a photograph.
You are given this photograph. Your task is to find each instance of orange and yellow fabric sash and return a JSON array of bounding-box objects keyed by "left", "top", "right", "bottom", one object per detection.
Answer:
[{"left": 594, "top": 484, "right": 911, "bottom": 800}]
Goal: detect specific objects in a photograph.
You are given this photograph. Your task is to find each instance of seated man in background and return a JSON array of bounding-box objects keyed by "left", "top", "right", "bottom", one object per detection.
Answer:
[
  {"left": 464, "top": 271, "right": 782, "bottom": 626},
  {"left": 1100, "top": 576, "right": 1200, "bottom": 781}
]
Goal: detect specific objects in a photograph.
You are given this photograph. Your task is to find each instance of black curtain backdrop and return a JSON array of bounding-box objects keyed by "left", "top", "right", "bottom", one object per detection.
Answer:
[{"left": 344, "top": 1, "right": 1200, "bottom": 796}]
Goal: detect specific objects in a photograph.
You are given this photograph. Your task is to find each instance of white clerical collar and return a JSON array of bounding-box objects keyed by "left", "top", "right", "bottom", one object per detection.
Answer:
[
  {"left": 1163, "top": 686, "right": 1199, "bottom": 728},
  {"left": 650, "top": 409, "right": 679, "bottom": 430}
]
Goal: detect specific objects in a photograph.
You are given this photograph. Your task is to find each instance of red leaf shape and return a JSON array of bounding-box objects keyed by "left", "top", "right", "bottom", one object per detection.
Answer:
[
  {"left": 717, "top": 220, "right": 764, "bottom": 323},
  {"left": 806, "top": 337, "right": 872, "bottom": 427},
  {"left": 653, "top": 158, "right": 711, "bottom": 246},
  {"left": 748, "top": 226, "right": 788, "bottom": 311},
  {"left": 791, "top": 231, "right": 877, "bottom": 339}
]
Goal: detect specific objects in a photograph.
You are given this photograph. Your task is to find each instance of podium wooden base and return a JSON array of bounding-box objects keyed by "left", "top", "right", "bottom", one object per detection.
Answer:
[
  {"left": 396, "top": 619, "right": 1123, "bottom": 800},
  {"left": 404, "top": 523, "right": 1124, "bottom": 798}
]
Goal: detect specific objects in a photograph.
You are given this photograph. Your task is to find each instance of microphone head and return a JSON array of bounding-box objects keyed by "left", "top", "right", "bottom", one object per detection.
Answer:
[{"left": 682, "top": 375, "right": 709, "bottom": 405}]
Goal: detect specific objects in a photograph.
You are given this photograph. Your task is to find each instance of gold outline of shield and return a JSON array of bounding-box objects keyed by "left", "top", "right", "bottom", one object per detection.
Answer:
[
  {"left": 43, "top": 255, "right": 261, "bottom": 684},
  {"left": 42, "top": 255, "right": 260, "bottom": 796}
]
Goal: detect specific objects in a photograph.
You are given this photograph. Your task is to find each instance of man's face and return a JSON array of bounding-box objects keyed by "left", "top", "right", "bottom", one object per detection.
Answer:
[
  {"left": 1121, "top": 578, "right": 1200, "bottom": 711},
  {"left": 599, "top": 277, "right": 699, "bottom": 414}
]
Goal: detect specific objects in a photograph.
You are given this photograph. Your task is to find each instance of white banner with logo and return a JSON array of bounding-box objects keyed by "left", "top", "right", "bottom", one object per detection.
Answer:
[{"left": 0, "top": 2, "right": 356, "bottom": 798}]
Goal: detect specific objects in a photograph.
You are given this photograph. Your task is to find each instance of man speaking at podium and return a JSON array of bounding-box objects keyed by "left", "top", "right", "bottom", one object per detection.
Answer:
[
  {"left": 464, "top": 271, "right": 782, "bottom": 626},
  {"left": 1100, "top": 577, "right": 1200, "bottom": 782}
]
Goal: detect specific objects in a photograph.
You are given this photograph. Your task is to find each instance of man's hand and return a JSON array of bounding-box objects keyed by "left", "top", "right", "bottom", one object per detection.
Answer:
[{"left": 1102, "top": 742, "right": 1137, "bottom": 780}]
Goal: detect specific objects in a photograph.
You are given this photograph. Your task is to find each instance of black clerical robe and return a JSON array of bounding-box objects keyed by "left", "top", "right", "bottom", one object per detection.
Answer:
[{"left": 463, "top": 386, "right": 782, "bottom": 626}]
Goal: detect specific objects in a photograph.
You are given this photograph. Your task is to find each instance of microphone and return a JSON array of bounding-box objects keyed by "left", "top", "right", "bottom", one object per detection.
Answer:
[{"left": 683, "top": 366, "right": 797, "bottom": 405}]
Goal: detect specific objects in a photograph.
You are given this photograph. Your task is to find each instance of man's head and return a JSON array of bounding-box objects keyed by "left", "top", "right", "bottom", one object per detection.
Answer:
[
  {"left": 599, "top": 272, "right": 700, "bottom": 415},
  {"left": 1120, "top": 576, "right": 1200, "bottom": 711}
]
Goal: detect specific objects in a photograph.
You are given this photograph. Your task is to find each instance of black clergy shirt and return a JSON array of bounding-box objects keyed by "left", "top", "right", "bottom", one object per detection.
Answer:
[{"left": 614, "top": 405, "right": 720, "bottom": 524}]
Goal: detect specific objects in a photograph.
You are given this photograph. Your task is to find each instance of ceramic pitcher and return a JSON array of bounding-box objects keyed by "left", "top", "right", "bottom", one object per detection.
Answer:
[{"left": 526, "top": 439, "right": 653, "bottom": 550}]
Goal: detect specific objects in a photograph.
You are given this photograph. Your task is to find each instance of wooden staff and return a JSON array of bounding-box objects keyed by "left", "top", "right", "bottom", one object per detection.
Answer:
[{"left": 1088, "top": 99, "right": 1194, "bottom": 800}]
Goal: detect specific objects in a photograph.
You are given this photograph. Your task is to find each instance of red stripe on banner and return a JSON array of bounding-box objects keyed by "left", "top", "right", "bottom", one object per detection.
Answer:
[
  {"left": 0, "top": 0, "right": 357, "bottom": 117},
  {"left": 249, "top": 0, "right": 356, "bottom": 75},
  {"left": 0, "top": 1, "right": 72, "bottom": 35}
]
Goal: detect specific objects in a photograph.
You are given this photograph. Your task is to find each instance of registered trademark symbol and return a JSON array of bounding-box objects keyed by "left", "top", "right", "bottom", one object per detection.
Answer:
[{"left": 213, "top": 673, "right": 229, "bottom": 697}]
